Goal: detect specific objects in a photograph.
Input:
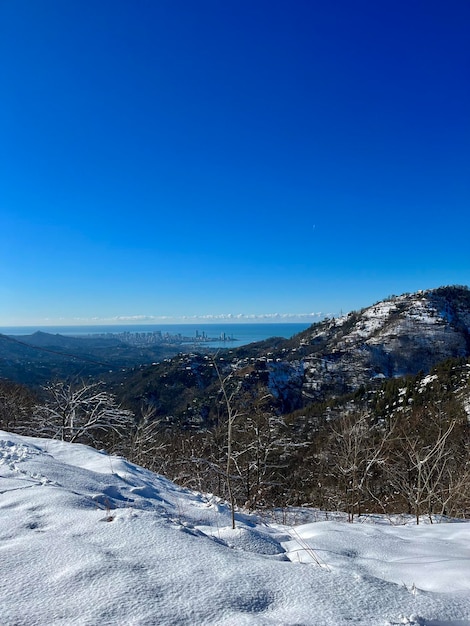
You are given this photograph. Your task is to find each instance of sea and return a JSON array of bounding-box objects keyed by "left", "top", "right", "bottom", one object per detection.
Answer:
[{"left": 0, "top": 323, "right": 312, "bottom": 350}]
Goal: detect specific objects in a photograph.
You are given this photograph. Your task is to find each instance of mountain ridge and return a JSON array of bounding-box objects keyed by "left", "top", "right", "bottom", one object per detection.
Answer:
[{"left": 269, "top": 285, "right": 470, "bottom": 402}]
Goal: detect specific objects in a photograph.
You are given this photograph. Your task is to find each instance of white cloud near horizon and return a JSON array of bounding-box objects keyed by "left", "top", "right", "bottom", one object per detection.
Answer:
[
  {"left": 77, "top": 312, "right": 327, "bottom": 324},
  {"left": 0, "top": 312, "right": 329, "bottom": 327}
]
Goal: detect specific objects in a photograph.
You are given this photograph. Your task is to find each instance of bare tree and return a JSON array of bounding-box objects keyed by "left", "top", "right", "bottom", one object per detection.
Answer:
[
  {"left": 229, "top": 398, "right": 303, "bottom": 510},
  {"left": 436, "top": 460, "right": 470, "bottom": 518},
  {"left": 214, "top": 360, "right": 242, "bottom": 529},
  {"left": 323, "top": 411, "right": 393, "bottom": 522},
  {"left": 386, "top": 411, "right": 456, "bottom": 524},
  {"left": 0, "top": 381, "right": 36, "bottom": 433},
  {"left": 127, "top": 403, "right": 168, "bottom": 472},
  {"left": 32, "top": 380, "right": 134, "bottom": 448}
]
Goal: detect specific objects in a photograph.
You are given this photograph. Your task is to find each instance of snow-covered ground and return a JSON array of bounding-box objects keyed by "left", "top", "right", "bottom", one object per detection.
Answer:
[{"left": 1, "top": 430, "right": 469, "bottom": 626}]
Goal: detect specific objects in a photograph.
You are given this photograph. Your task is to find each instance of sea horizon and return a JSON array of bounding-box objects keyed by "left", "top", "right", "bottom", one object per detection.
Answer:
[{"left": 0, "top": 322, "right": 313, "bottom": 349}]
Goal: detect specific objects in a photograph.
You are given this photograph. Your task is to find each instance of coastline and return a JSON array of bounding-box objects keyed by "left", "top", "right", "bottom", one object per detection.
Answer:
[{"left": 0, "top": 322, "right": 312, "bottom": 349}]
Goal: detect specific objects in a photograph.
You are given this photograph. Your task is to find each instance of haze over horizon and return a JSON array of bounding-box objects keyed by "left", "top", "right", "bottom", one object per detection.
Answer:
[
  {"left": 1, "top": 1, "right": 469, "bottom": 326},
  {"left": 0, "top": 312, "right": 324, "bottom": 329}
]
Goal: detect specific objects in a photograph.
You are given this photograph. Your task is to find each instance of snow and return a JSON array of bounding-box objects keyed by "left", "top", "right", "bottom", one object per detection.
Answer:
[
  {"left": 421, "top": 374, "right": 438, "bottom": 386},
  {"left": 464, "top": 398, "right": 470, "bottom": 421},
  {"left": 357, "top": 301, "right": 400, "bottom": 336},
  {"left": 419, "top": 374, "right": 438, "bottom": 391},
  {"left": 340, "top": 295, "right": 443, "bottom": 346},
  {"left": 1, "top": 431, "right": 470, "bottom": 626}
]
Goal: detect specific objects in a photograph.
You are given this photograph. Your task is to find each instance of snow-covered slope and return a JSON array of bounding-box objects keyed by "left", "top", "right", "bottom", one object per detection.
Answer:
[{"left": 1, "top": 430, "right": 469, "bottom": 625}]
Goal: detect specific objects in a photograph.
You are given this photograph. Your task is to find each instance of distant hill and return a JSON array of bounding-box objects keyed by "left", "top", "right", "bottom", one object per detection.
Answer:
[
  {"left": 0, "top": 331, "right": 183, "bottom": 385},
  {"left": 275, "top": 284, "right": 470, "bottom": 401}
]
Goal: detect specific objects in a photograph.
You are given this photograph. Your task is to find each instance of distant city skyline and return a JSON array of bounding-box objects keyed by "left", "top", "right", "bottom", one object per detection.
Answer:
[{"left": 1, "top": 1, "right": 469, "bottom": 327}]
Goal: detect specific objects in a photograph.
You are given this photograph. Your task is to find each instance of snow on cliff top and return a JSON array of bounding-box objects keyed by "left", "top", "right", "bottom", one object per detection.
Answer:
[
  {"left": 1, "top": 430, "right": 470, "bottom": 626},
  {"left": 352, "top": 295, "right": 441, "bottom": 339}
]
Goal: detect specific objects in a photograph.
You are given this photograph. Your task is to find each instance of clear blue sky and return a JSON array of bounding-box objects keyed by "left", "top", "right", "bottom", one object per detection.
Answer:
[{"left": 1, "top": 0, "right": 469, "bottom": 326}]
